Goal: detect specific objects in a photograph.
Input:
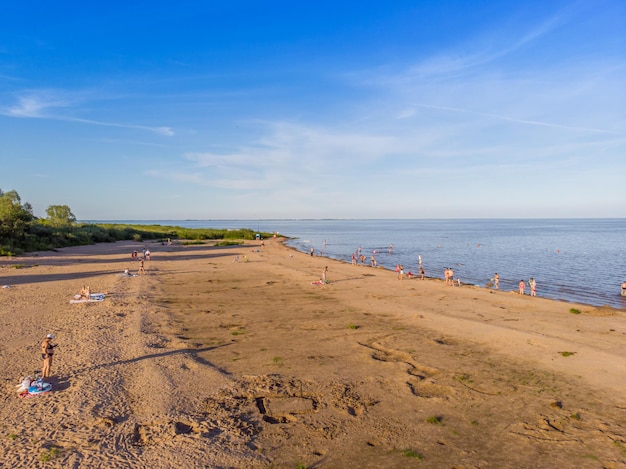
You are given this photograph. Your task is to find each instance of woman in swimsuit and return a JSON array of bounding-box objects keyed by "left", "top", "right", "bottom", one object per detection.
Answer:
[{"left": 41, "top": 334, "right": 56, "bottom": 378}]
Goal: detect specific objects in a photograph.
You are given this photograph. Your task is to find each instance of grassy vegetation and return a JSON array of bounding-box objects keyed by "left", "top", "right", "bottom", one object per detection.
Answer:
[
  {"left": 402, "top": 449, "right": 424, "bottom": 459},
  {"left": 569, "top": 308, "right": 582, "bottom": 314},
  {"left": 426, "top": 415, "right": 443, "bottom": 425},
  {"left": 614, "top": 440, "right": 626, "bottom": 455},
  {"left": 39, "top": 446, "right": 60, "bottom": 462},
  {"left": 2, "top": 219, "right": 274, "bottom": 256},
  {"left": 1, "top": 188, "right": 279, "bottom": 255}
]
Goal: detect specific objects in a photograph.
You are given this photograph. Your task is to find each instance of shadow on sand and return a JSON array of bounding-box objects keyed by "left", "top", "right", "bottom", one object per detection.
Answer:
[{"left": 70, "top": 343, "right": 233, "bottom": 378}]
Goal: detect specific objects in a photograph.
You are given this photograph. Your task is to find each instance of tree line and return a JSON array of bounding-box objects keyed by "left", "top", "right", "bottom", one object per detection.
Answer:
[{"left": 0, "top": 188, "right": 268, "bottom": 256}]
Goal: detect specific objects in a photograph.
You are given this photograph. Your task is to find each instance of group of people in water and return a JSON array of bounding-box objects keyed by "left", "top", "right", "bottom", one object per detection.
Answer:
[
  {"left": 518, "top": 278, "right": 537, "bottom": 296},
  {"left": 444, "top": 267, "right": 460, "bottom": 286},
  {"left": 492, "top": 273, "right": 537, "bottom": 296},
  {"left": 344, "top": 247, "right": 546, "bottom": 295}
]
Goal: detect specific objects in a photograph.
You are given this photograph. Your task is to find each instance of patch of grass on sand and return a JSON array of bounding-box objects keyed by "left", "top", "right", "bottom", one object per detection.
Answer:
[
  {"left": 8, "top": 433, "right": 18, "bottom": 440},
  {"left": 347, "top": 323, "right": 359, "bottom": 330},
  {"left": 614, "top": 441, "right": 626, "bottom": 455},
  {"left": 231, "top": 330, "right": 245, "bottom": 336},
  {"left": 40, "top": 446, "right": 60, "bottom": 462},
  {"left": 570, "top": 413, "right": 581, "bottom": 420},
  {"left": 296, "top": 462, "right": 309, "bottom": 469},
  {"left": 426, "top": 415, "right": 443, "bottom": 425},
  {"left": 569, "top": 308, "right": 582, "bottom": 314},
  {"left": 11, "top": 264, "right": 26, "bottom": 269},
  {"left": 559, "top": 351, "right": 576, "bottom": 357},
  {"left": 216, "top": 240, "right": 243, "bottom": 246},
  {"left": 402, "top": 449, "right": 424, "bottom": 459},
  {"left": 272, "top": 356, "right": 282, "bottom": 365}
]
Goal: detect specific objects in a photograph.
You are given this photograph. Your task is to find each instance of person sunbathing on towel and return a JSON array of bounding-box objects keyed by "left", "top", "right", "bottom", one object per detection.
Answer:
[{"left": 79, "top": 285, "right": 91, "bottom": 299}]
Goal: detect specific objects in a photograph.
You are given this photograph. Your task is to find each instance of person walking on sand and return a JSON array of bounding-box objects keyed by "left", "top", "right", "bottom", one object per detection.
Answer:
[
  {"left": 138, "top": 259, "right": 145, "bottom": 275},
  {"left": 493, "top": 273, "right": 499, "bottom": 290},
  {"left": 321, "top": 266, "right": 328, "bottom": 284},
  {"left": 529, "top": 278, "right": 537, "bottom": 296},
  {"left": 519, "top": 280, "right": 525, "bottom": 295},
  {"left": 41, "top": 334, "right": 56, "bottom": 378}
]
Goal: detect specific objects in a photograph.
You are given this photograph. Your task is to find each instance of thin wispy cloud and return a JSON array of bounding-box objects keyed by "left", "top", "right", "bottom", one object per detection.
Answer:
[
  {"left": 184, "top": 122, "right": 395, "bottom": 171},
  {"left": 357, "top": 4, "right": 575, "bottom": 86},
  {"left": 411, "top": 104, "right": 624, "bottom": 136},
  {"left": 3, "top": 92, "right": 174, "bottom": 136},
  {"left": 5, "top": 94, "right": 68, "bottom": 117}
]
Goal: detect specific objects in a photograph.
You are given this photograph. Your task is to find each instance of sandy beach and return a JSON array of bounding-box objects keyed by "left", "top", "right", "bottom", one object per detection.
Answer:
[{"left": 1, "top": 238, "right": 625, "bottom": 468}]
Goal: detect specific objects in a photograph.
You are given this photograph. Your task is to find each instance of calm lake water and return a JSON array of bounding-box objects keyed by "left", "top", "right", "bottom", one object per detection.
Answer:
[{"left": 94, "top": 219, "right": 626, "bottom": 309}]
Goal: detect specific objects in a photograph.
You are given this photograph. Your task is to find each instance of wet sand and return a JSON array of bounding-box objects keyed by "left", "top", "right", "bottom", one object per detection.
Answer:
[{"left": 1, "top": 238, "right": 625, "bottom": 468}]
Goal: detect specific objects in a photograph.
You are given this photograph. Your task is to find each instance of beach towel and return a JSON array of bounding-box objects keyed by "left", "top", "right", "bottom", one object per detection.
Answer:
[{"left": 70, "top": 293, "right": 106, "bottom": 304}]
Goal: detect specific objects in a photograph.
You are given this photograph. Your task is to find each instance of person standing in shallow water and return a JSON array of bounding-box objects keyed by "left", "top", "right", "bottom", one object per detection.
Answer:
[
  {"left": 529, "top": 278, "right": 537, "bottom": 296},
  {"left": 519, "top": 280, "right": 525, "bottom": 295},
  {"left": 493, "top": 273, "right": 499, "bottom": 290},
  {"left": 41, "top": 334, "right": 56, "bottom": 378}
]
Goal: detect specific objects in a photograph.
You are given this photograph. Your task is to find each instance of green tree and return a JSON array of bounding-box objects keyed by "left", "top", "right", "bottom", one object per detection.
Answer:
[
  {"left": 45, "top": 205, "right": 76, "bottom": 226},
  {"left": 0, "top": 189, "right": 35, "bottom": 248}
]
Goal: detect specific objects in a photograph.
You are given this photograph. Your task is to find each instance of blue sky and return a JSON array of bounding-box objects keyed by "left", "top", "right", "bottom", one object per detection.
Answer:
[{"left": 1, "top": 1, "right": 624, "bottom": 219}]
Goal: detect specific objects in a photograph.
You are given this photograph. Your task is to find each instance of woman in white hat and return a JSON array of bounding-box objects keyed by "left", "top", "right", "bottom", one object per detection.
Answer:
[{"left": 40, "top": 334, "right": 56, "bottom": 378}]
